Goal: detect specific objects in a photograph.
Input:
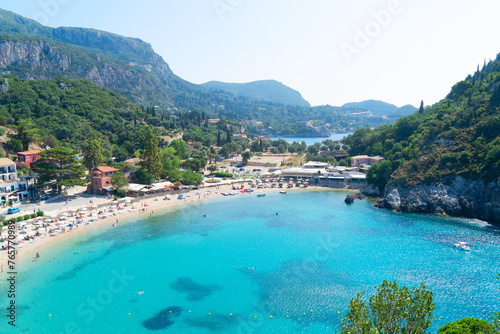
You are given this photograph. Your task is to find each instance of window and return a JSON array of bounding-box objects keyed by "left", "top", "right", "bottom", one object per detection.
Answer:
[
  {"left": 106, "top": 181, "right": 109, "bottom": 185},
  {"left": 95, "top": 182, "right": 98, "bottom": 186},
  {"left": 26, "top": 157, "right": 30, "bottom": 161}
]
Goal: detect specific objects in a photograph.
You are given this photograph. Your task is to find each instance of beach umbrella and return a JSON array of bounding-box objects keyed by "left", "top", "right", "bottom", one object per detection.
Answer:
[
  {"left": 19, "top": 230, "right": 27, "bottom": 234},
  {"left": 55, "top": 222, "right": 64, "bottom": 226},
  {"left": 80, "top": 208, "right": 87, "bottom": 211},
  {"left": 37, "top": 227, "right": 46, "bottom": 231},
  {"left": 50, "top": 213, "right": 58, "bottom": 218},
  {"left": 71, "top": 209, "right": 77, "bottom": 212},
  {"left": 61, "top": 212, "right": 69, "bottom": 216},
  {"left": 92, "top": 205, "right": 98, "bottom": 208}
]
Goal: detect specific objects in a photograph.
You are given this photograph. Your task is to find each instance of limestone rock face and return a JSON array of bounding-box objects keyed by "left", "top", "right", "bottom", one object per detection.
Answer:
[{"left": 375, "top": 176, "right": 500, "bottom": 223}]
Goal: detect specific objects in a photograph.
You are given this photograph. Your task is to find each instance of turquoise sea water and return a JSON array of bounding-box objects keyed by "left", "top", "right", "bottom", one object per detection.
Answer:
[{"left": 1, "top": 190, "right": 500, "bottom": 334}]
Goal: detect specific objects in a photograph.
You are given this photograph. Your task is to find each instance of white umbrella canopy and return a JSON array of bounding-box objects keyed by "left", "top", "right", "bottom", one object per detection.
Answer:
[
  {"left": 1, "top": 225, "right": 8, "bottom": 230},
  {"left": 61, "top": 212, "right": 69, "bottom": 216},
  {"left": 37, "top": 227, "right": 46, "bottom": 232},
  {"left": 71, "top": 209, "right": 77, "bottom": 212},
  {"left": 80, "top": 208, "right": 87, "bottom": 211},
  {"left": 50, "top": 213, "right": 58, "bottom": 218},
  {"left": 92, "top": 205, "right": 98, "bottom": 208}
]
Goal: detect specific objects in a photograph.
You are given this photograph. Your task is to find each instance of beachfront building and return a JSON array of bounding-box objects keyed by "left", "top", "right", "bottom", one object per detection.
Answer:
[
  {"left": 17, "top": 150, "right": 42, "bottom": 167},
  {"left": 282, "top": 161, "right": 329, "bottom": 180},
  {"left": 351, "top": 155, "right": 385, "bottom": 167},
  {"left": 302, "top": 161, "right": 329, "bottom": 169},
  {"left": 0, "top": 158, "right": 29, "bottom": 202},
  {"left": 127, "top": 182, "right": 174, "bottom": 197},
  {"left": 89, "top": 166, "right": 119, "bottom": 195}
]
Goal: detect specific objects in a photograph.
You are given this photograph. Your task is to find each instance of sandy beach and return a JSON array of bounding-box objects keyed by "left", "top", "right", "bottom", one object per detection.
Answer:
[{"left": 0, "top": 181, "right": 328, "bottom": 271}]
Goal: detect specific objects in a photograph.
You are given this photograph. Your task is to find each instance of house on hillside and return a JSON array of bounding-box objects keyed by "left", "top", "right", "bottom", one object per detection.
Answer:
[
  {"left": 0, "top": 158, "right": 29, "bottom": 202},
  {"left": 17, "top": 150, "right": 42, "bottom": 167},
  {"left": 351, "top": 155, "right": 385, "bottom": 167},
  {"left": 89, "top": 166, "right": 119, "bottom": 195}
]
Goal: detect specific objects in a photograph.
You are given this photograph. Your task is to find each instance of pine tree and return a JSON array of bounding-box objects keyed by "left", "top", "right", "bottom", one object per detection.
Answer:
[
  {"left": 217, "top": 130, "right": 221, "bottom": 147},
  {"left": 139, "top": 126, "right": 162, "bottom": 179},
  {"left": 419, "top": 100, "right": 424, "bottom": 114}
]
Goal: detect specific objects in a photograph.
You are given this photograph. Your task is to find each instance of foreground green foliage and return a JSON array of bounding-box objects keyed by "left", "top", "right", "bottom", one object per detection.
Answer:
[
  {"left": 438, "top": 318, "right": 495, "bottom": 334},
  {"left": 340, "top": 280, "right": 434, "bottom": 334}
]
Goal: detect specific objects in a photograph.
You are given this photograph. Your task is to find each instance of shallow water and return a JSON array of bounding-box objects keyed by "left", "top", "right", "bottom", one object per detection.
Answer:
[{"left": 1, "top": 190, "right": 499, "bottom": 333}]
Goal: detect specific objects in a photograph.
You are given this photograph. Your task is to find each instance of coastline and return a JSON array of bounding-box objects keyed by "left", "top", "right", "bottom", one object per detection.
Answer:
[{"left": 0, "top": 183, "right": 347, "bottom": 271}]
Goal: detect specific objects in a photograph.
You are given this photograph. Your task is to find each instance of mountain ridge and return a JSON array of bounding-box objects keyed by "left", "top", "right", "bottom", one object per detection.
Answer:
[
  {"left": 201, "top": 80, "right": 311, "bottom": 107},
  {"left": 342, "top": 99, "right": 417, "bottom": 117}
]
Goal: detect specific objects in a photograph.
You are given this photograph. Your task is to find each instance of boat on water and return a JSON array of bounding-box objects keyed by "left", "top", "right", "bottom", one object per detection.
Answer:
[
  {"left": 257, "top": 193, "right": 266, "bottom": 197},
  {"left": 280, "top": 190, "right": 287, "bottom": 194},
  {"left": 454, "top": 242, "right": 470, "bottom": 251}
]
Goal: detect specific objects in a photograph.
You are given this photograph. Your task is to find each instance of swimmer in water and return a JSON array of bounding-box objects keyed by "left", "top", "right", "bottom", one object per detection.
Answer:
[
  {"left": 247, "top": 267, "right": 256, "bottom": 270},
  {"left": 138, "top": 291, "right": 144, "bottom": 295}
]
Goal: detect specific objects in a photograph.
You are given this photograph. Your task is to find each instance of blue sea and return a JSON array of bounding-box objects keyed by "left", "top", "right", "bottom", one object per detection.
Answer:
[
  {"left": 1, "top": 190, "right": 499, "bottom": 333},
  {"left": 268, "top": 133, "right": 352, "bottom": 146}
]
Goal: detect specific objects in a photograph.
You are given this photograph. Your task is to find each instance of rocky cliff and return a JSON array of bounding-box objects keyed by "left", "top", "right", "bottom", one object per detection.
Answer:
[
  {"left": 374, "top": 176, "right": 500, "bottom": 224},
  {"left": 0, "top": 36, "right": 176, "bottom": 105}
]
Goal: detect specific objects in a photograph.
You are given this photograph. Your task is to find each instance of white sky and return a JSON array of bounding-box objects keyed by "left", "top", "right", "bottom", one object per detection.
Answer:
[{"left": 1, "top": 0, "right": 499, "bottom": 107}]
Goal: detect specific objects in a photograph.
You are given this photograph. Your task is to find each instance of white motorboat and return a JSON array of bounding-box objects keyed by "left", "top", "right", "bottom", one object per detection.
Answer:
[
  {"left": 454, "top": 242, "right": 470, "bottom": 251},
  {"left": 280, "top": 191, "right": 287, "bottom": 194}
]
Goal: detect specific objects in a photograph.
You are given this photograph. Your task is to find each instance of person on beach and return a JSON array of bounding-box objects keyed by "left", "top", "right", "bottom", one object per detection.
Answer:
[{"left": 1, "top": 265, "right": 3, "bottom": 272}]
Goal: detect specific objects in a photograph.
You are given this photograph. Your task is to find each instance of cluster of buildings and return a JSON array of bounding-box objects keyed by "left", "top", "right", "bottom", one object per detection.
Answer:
[{"left": 281, "top": 158, "right": 384, "bottom": 189}]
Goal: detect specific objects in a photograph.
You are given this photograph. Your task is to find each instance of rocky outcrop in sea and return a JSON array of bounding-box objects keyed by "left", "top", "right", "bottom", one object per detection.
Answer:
[{"left": 373, "top": 176, "right": 500, "bottom": 224}]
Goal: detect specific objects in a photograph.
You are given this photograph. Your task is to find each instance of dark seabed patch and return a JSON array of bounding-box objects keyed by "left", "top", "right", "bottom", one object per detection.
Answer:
[
  {"left": 170, "top": 277, "right": 221, "bottom": 301},
  {"left": 241, "top": 260, "right": 360, "bottom": 325},
  {"left": 201, "top": 233, "right": 209, "bottom": 237},
  {"left": 265, "top": 219, "right": 286, "bottom": 228},
  {"left": 185, "top": 313, "right": 239, "bottom": 332},
  {"left": 142, "top": 306, "right": 182, "bottom": 331}
]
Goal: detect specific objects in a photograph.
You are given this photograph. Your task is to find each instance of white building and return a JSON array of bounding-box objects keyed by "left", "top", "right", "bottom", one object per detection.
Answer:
[{"left": 0, "top": 158, "right": 28, "bottom": 202}]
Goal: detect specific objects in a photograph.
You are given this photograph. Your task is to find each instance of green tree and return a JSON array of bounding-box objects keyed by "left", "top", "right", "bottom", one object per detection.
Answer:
[
  {"left": 139, "top": 126, "right": 162, "bottom": 179},
  {"left": 14, "top": 118, "right": 40, "bottom": 151},
  {"left": 340, "top": 280, "right": 434, "bottom": 334},
  {"left": 207, "top": 165, "right": 218, "bottom": 174},
  {"left": 419, "top": 100, "right": 424, "bottom": 114},
  {"left": 110, "top": 170, "right": 129, "bottom": 197},
  {"left": 241, "top": 151, "right": 252, "bottom": 165},
  {"left": 181, "top": 170, "right": 203, "bottom": 185},
  {"left": 36, "top": 147, "right": 87, "bottom": 194},
  {"left": 6, "top": 137, "right": 23, "bottom": 152},
  {"left": 438, "top": 318, "right": 495, "bottom": 334},
  {"left": 81, "top": 135, "right": 105, "bottom": 193},
  {"left": 367, "top": 160, "right": 394, "bottom": 192}
]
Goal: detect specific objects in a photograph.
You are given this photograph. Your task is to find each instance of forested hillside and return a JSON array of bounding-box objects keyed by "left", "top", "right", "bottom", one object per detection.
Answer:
[{"left": 344, "top": 55, "right": 500, "bottom": 190}]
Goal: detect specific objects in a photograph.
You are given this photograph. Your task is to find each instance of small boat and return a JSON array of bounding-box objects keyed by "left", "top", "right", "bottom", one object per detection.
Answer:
[
  {"left": 280, "top": 191, "right": 287, "bottom": 194},
  {"left": 257, "top": 193, "right": 266, "bottom": 197},
  {"left": 454, "top": 242, "right": 470, "bottom": 251}
]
